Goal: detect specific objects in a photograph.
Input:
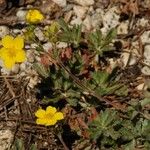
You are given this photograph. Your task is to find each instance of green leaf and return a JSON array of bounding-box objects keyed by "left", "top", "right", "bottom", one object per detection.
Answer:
[
  {"left": 30, "top": 144, "right": 37, "bottom": 150},
  {"left": 92, "top": 71, "right": 109, "bottom": 85},
  {"left": 33, "top": 63, "right": 49, "bottom": 78},
  {"left": 123, "top": 140, "right": 136, "bottom": 150},
  {"left": 140, "top": 98, "right": 150, "bottom": 107},
  {"left": 14, "top": 138, "right": 25, "bottom": 150}
]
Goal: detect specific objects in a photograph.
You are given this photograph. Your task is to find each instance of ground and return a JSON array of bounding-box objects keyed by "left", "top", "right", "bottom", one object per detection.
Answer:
[{"left": 0, "top": 0, "right": 150, "bottom": 150}]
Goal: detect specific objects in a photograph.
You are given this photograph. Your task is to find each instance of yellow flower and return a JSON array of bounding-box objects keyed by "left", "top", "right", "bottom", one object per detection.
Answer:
[
  {"left": 0, "top": 35, "right": 26, "bottom": 69},
  {"left": 26, "top": 9, "right": 44, "bottom": 23},
  {"left": 35, "top": 106, "right": 64, "bottom": 126}
]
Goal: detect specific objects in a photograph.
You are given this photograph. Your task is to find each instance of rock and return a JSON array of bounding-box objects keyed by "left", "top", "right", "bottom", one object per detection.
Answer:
[
  {"left": 16, "top": 10, "right": 27, "bottom": 21},
  {"left": 56, "top": 42, "right": 68, "bottom": 49},
  {"left": 73, "top": 5, "right": 88, "bottom": 19},
  {"left": 13, "top": 29, "right": 22, "bottom": 34},
  {"left": 83, "top": 15, "right": 92, "bottom": 31},
  {"left": 141, "top": 31, "right": 150, "bottom": 44},
  {"left": 117, "top": 21, "right": 129, "bottom": 35},
  {"left": 11, "top": 64, "right": 20, "bottom": 74},
  {"left": 136, "top": 83, "right": 145, "bottom": 90},
  {"left": 141, "top": 66, "right": 150, "bottom": 75},
  {"left": 70, "top": 17, "right": 82, "bottom": 25},
  {"left": 0, "top": 130, "right": 13, "bottom": 150},
  {"left": 0, "top": 26, "right": 9, "bottom": 38},
  {"left": 26, "top": 50, "right": 35, "bottom": 63},
  {"left": 28, "top": 76, "right": 39, "bottom": 89},
  {"left": 121, "top": 52, "right": 137, "bottom": 67},
  {"left": 101, "top": 6, "right": 120, "bottom": 34},
  {"left": 144, "top": 45, "right": 150, "bottom": 60},
  {"left": 91, "top": 12, "right": 103, "bottom": 29},
  {"left": 74, "top": 0, "right": 94, "bottom": 6},
  {"left": 34, "top": 28, "right": 45, "bottom": 41},
  {"left": 52, "top": 0, "right": 67, "bottom": 7},
  {"left": 40, "top": 0, "right": 60, "bottom": 15},
  {"left": 43, "top": 42, "right": 53, "bottom": 52}
]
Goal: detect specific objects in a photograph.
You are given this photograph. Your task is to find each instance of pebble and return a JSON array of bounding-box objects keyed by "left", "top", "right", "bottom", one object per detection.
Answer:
[
  {"left": 74, "top": 0, "right": 94, "bottom": 6},
  {"left": 52, "top": 0, "right": 67, "bottom": 7},
  {"left": 16, "top": 10, "right": 27, "bottom": 21},
  {"left": 0, "top": 26, "right": 9, "bottom": 38},
  {"left": 91, "top": 12, "right": 103, "bottom": 29},
  {"left": 117, "top": 21, "right": 129, "bottom": 35},
  {"left": 83, "top": 15, "right": 92, "bottom": 31},
  {"left": 26, "top": 50, "right": 35, "bottom": 63},
  {"left": 43, "top": 42, "right": 53, "bottom": 52},
  {"left": 70, "top": 17, "right": 82, "bottom": 25},
  {"left": 56, "top": 42, "right": 68, "bottom": 48},
  {"left": 141, "top": 66, "right": 150, "bottom": 75},
  {"left": 73, "top": 5, "right": 88, "bottom": 19},
  {"left": 101, "top": 6, "right": 120, "bottom": 34},
  {"left": 0, "top": 130, "right": 13, "bottom": 150},
  {"left": 144, "top": 45, "right": 150, "bottom": 60},
  {"left": 34, "top": 28, "right": 45, "bottom": 41},
  {"left": 11, "top": 64, "right": 20, "bottom": 74},
  {"left": 121, "top": 52, "right": 137, "bottom": 67},
  {"left": 141, "top": 31, "right": 150, "bottom": 44}
]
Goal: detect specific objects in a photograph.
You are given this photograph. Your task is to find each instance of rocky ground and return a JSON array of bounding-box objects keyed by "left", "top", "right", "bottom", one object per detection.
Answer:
[{"left": 0, "top": 0, "right": 150, "bottom": 150}]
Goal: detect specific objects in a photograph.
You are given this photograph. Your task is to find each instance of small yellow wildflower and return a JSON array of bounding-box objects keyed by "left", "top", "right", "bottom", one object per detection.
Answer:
[
  {"left": 35, "top": 106, "right": 64, "bottom": 126},
  {"left": 26, "top": 9, "right": 44, "bottom": 23},
  {"left": 0, "top": 35, "right": 26, "bottom": 69}
]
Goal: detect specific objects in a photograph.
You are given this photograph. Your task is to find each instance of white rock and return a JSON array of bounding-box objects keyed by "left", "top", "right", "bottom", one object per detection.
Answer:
[
  {"left": 28, "top": 76, "right": 39, "bottom": 89},
  {"left": 83, "top": 15, "right": 92, "bottom": 31},
  {"left": 117, "top": 21, "right": 129, "bottom": 35},
  {"left": 34, "top": 28, "right": 45, "bottom": 41},
  {"left": 30, "top": 43, "right": 38, "bottom": 49},
  {"left": 141, "top": 66, "right": 150, "bottom": 75},
  {"left": 56, "top": 42, "right": 68, "bottom": 48},
  {"left": 73, "top": 5, "right": 88, "bottom": 19},
  {"left": 16, "top": 10, "right": 27, "bottom": 21},
  {"left": 11, "top": 64, "right": 20, "bottom": 74},
  {"left": 52, "top": 0, "right": 67, "bottom": 7},
  {"left": 26, "top": 50, "right": 35, "bottom": 63},
  {"left": 144, "top": 45, "right": 150, "bottom": 60},
  {"left": 0, "top": 26, "right": 9, "bottom": 38},
  {"left": 141, "top": 31, "right": 150, "bottom": 44},
  {"left": 43, "top": 42, "right": 53, "bottom": 52},
  {"left": 91, "top": 12, "right": 103, "bottom": 29},
  {"left": 74, "top": 0, "right": 94, "bottom": 6},
  {"left": 136, "top": 83, "right": 145, "bottom": 90},
  {"left": 70, "top": 17, "right": 82, "bottom": 25},
  {"left": 101, "top": 6, "right": 120, "bottom": 34},
  {"left": 137, "top": 18, "right": 149, "bottom": 27},
  {"left": 121, "top": 52, "right": 137, "bottom": 67},
  {"left": 0, "top": 130, "right": 13, "bottom": 150}
]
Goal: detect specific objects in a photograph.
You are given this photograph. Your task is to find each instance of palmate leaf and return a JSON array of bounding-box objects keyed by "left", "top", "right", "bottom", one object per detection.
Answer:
[
  {"left": 58, "top": 18, "right": 82, "bottom": 48},
  {"left": 88, "top": 28, "right": 117, "bottom": 56},
  {"left": 33, "top": 63, "right": 49, "bottom": 78},
  {"left": 89, "top": 109, "right": 120, "bottom": 140}
]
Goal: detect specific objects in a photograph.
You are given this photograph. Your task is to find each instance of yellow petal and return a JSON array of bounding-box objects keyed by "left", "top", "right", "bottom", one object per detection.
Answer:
[
  {"left": 45, "top": 118, "right": 57, "bottom": 126},
  {"left": 0, "top": 47, "right": 7, "bottom": 58},
  {"left": 13, "top": 36, "right": 24, "bottom": 49},
  {"left": 36, "top": 118, "right": 47, "bottom": 125},
  {"left": 3, "top": 57, "right": 15, "bottom": 69},
  {"left": 35, "top": 109, "right": 46, "bottom": 118},
  {"left": 2, "top": 35, "right": 14, "bottom": 48},
  {"left": 15, "top": 50, "right": 26, "bottom": 62},
  {"left": 54, "top": 112, "right": 64, "bottom": 120},
  {"left": 46, "top": 106, "right": 56, "bottom": 115}
]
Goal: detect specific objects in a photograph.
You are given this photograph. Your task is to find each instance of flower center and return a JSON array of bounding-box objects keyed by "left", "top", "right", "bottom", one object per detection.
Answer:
[
  {"left": 44, "top": 113, "right": 54, "bottom": 119},
  {"left": 7, "top": 49, "right": 17, "bottom": 58}
]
